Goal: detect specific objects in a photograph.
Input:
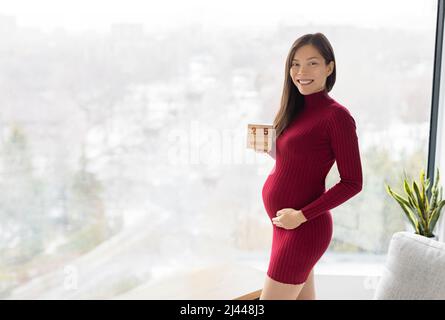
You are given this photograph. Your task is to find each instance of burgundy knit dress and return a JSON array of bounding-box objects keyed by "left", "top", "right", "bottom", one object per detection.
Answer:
[{"left": 261, "top": 89, "right": 363, "bottom": 285}]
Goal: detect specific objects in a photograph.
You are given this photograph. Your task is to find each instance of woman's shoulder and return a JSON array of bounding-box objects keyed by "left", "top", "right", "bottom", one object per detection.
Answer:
[
  {"left": 326, "top": 100, "right": 355, "bottom": 121},
  {"left": 322, "top": 100, "right": 357, "bottom": 132}
]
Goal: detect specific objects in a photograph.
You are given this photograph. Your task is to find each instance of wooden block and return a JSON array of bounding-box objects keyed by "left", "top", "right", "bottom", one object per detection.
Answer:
[{"left": 247, "top": 124, "right": 275, "bottom": 153}]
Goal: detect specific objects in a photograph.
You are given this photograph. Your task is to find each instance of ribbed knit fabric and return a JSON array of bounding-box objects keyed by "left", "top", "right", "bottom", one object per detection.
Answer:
[{"left": 261, "top": 88, "right": 363, "bottom": 284}]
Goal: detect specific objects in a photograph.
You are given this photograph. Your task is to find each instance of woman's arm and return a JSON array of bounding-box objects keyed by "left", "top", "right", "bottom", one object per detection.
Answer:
[{"left": 300, "top": 107, "right": 363, "bottom": 221}]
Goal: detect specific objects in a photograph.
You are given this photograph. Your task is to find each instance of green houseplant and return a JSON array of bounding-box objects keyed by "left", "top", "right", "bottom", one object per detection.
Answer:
[{"left": 385, "top": 168, "right": 445, "bottom": 238}]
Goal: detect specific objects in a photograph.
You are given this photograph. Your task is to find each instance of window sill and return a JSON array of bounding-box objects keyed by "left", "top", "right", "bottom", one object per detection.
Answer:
[{"left": 237, "top": 251, "right": 386, "bottom": 278}]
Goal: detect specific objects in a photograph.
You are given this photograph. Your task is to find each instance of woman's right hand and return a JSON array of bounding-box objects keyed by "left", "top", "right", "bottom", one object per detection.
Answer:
[{"left": 266, "top": 149, "right": 276, "bottom": 159}]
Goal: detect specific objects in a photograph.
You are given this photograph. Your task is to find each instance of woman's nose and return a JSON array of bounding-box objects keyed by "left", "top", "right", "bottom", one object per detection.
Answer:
[{"left": 294, "top": 67, "right": 305, "bottom": 74}]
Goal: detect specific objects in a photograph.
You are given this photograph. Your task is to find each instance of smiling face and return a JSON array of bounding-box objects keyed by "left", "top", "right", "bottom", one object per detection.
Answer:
[{"left": 290, "top": 44, "right": 334, "bottom": 95}]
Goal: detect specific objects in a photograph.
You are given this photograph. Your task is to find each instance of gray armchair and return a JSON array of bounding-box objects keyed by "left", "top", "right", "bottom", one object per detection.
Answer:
[{"left": 374, "top": 231, "right": 445, "bottom": 299}]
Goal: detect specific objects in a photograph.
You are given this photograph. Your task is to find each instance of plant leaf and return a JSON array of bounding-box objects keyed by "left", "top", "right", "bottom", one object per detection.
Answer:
[
  {"left": 413, "top": 181, "right": 425, "bottom": 213},
  {"left": 413, "top": 181, "right": 427, "bottom": 230},
  {"left": 398, "top": 200, "right": 421, "bottom": 234},
  {"left": 428, "top": 200, "right": 444, "bottom": 232},
  {"left": 386, "top": 183, "right": 420, "bottom": 233},
  {"left": 385, "top": 185, "right": 411, "bottom": 207}
]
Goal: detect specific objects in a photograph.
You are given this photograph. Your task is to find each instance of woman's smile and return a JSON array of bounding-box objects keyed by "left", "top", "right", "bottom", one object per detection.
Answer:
[{"left": 297, "top": 79, "right": 314, "bottom": 86}]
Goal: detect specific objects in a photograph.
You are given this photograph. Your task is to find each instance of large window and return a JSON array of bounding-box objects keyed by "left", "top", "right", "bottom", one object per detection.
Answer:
[{"left": 0, "top": 0, "right": 439, "bottom": 298}]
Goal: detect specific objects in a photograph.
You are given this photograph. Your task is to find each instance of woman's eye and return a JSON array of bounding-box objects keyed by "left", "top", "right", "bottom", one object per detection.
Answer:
[{"left": 291, "top": 62, "right": 316, "bottom": 66}]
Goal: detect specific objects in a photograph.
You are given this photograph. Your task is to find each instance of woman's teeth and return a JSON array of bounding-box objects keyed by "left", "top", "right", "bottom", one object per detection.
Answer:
[{"left": 298, "top": 80, "right": 313, "bottom": 85}]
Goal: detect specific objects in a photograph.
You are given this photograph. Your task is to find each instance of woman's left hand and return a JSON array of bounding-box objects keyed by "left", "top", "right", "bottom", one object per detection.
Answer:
[{"left": 272, "top": 208, "right": 307, "bottom": 230}]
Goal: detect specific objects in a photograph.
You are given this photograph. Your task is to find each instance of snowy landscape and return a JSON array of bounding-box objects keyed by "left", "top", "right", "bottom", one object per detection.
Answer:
[{"left": 0, "top": 5, "right": 437, "bottom": 298}]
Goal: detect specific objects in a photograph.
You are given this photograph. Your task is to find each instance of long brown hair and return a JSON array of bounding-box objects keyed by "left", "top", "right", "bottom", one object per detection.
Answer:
[{"left": 273, "top": 33, "right": 336, "bottom": 137}]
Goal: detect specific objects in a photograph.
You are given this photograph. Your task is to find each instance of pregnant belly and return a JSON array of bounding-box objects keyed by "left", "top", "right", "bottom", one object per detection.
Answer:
[
  {"left": 262, "top": 169, "right": 326, "bottom": 217},
  {"left": 261, "top": 174, "right": 307, "bottom": 220}
]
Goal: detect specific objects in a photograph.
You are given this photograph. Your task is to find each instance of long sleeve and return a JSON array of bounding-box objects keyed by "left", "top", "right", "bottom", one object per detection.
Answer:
[{"left": 300, "top": 107, "right": 363, "bottom": 221}]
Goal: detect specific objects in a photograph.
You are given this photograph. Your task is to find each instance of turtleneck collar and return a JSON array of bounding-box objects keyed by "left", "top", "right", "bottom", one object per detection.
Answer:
[{"left": 303, "top": 89, "right": 331, "bottom": 108}]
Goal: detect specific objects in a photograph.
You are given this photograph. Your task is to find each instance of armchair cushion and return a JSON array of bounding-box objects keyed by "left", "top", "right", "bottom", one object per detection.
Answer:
[{"left": 374, "top": 231, "right": 445, "bottom": 299}]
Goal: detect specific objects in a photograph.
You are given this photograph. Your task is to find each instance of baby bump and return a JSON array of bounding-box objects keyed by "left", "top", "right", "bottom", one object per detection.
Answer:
[
  {"left": 262, "top": 175, "right": 294, "bottom": 213},
  {"left": 262, "top": 175, "right": 311, "bottom": 220}
]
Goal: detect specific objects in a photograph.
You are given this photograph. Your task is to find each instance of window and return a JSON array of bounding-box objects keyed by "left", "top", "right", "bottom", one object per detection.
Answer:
[{"left": 0, "top": 0, "right": 439, "bottom": 298}]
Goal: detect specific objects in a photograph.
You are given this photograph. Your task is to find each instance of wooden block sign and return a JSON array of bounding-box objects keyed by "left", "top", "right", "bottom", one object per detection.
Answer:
[{"left": 247, "top": 124, "right": 275, "bottom": 153}]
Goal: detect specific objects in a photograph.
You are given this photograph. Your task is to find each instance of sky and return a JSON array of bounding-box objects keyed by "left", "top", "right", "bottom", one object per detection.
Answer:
[{"left": 0, "top": 0, "right": 438, "bottom": 33}]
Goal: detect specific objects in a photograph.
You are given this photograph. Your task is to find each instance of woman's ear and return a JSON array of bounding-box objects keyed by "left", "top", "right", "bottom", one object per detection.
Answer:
[{"left": 327, "top": 61, "right": 334, "bottom": 77}]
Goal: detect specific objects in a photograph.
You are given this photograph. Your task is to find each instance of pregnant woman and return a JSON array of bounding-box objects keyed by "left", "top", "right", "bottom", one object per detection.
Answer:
[{"left": 259, "top": 33, "right": 363, "bottom": 300}]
